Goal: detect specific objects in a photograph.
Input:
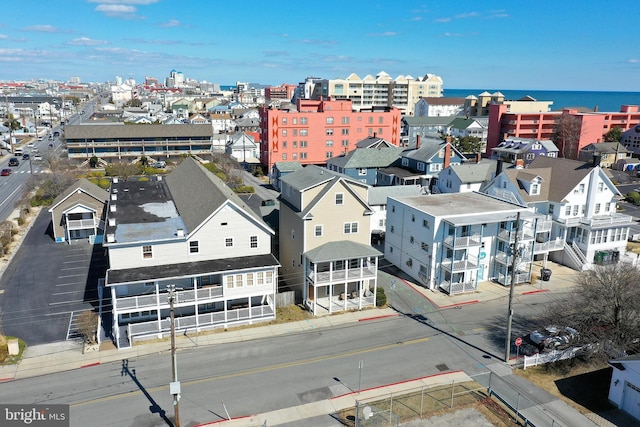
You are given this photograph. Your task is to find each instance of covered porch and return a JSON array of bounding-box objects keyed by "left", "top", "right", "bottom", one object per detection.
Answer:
[
  {"left": 303, "top": 241, "right": 382, "bottom": 316},
  {"left": 62, "top": 204, "right": 103, "bottom": 243}
]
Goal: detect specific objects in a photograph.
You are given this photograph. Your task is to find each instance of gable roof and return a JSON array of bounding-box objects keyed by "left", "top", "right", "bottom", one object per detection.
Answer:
[
  {"left": 49, "top": 178, "right": 108, "bottom": 211},
  {"left": 368, "top": 185, "right": 423, "bottom": 205},
  {"left": 522, "top": 157, "right": 596, "bottom": 202},
  {"left": 580, "top": 142, "right": 630, "bottom": 154},
  {"left": 280, "top": 164, "right": 366, "bottom": 193},
  {"left": 305, "top": 241, "right": 381, "bottom": 262},
  {"left": 447, "top": 117, "right": 485, "bottom": 130},
  {"left": 164, "top": 157, "right": 267, "bottom": 233},
  {"left": 274, "top": 161, "right": 304, "bottom": 172},
  {"left": 404, "top": 139, "right": 464, "bottom": 162},
  {"left": 327, "top": 146, "right": 402, "bottom": 169},
  {"left": 446, "top": 160, "right": 497, "bottom": 184},
  {"left": 355, "top": 136, "right": 394, "bottom": 148}
]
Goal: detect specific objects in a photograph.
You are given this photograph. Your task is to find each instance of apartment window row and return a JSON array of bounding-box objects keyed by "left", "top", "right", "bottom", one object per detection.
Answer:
[
  {"left": 282, "top": 152, "right": 309, "bottom": 160},
  {"left": 281, "top": 117, "right": 308, "bottom": 125},
  {"left": 226, "top": 270, "right": 274, "bottom": 288}
]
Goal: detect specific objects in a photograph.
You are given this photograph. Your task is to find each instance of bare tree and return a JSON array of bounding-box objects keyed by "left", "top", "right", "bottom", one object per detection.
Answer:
[
  {"left": 553, "top": 113, "right": 584, "bottom": 159},
  {"left": 77, "top": 311, "right": 98, "bottom": 345},
  {"left": 541, "top": 263, "right": 640, "bottom": 357},
  {"left": 105, "top": 161, "right": 142, "bottom": 181}
]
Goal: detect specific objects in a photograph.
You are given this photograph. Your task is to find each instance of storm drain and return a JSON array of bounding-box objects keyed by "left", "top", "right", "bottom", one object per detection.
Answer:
[{"left": 435, "top": 363, "right": 449, "bottom": 372}]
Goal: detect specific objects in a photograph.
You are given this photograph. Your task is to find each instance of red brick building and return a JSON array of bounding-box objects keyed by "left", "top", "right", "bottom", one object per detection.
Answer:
[{"left": 259, "top": 98, "right": 401, "bottom": 171}]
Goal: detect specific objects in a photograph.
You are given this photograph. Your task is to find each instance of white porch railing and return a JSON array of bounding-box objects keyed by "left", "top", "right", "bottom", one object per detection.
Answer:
[
  {"left": 496, "top": 272, "right": 531, "bottom": 286},
  {"left": 67, "top": 218, "right": 97, "bottom": 229},
  {"left": 127, "top": 304, "right": 274, "bottom": 339},
  {"left": 443, "top": 234, "right": 481, "bottom": 248},
  {"left": 440, "top": 254, "right": 479, "bottom": 272},
  {"left": 115, "top": 286, "right": 224, "bottom": 311},
  {"left": 439, "top": 281, "right": 477, "bottom": 295},
  {"left": 308, "top": 266, "right": 377, "bottom": 285},
  {"left": 533, "top": 237, "right": 565, "bottom": 254}
]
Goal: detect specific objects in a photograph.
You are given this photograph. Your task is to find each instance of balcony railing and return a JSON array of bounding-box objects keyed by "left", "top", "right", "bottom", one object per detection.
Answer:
[
  {"left": 536, "top": 220, "right": 552, "bottom": 233},
  {"left": 439, "top": 280, "right": 477, "bottom": 295},
  {"left": 441, "top": 255, "right": 478, "bottom": 272},
  {"left": 496, "top": 272, "right": 531, "bottom": 286},
  {"left": 307, "top": 266, "right": 377, "bottom": 285},
  {"left": 533, "top": 238, "right": 565, "bottom": 254},
  {"left": 127, "top": 304, "right": 274, "bottom": 339},
  {"left": 115, "top": 286, "right": 224, "bottom": 311},
  {"left": 66, "top": 218, "right": 97, "bottom": 229},
  {"left": 497, "top": 229, "right": 534, "bottom": 242},
  {"left": 443, "top": 233, "right": 481, "bottom": 248},
  {"left": 556, "top": 214, "right": 632, "bottom": 228}
]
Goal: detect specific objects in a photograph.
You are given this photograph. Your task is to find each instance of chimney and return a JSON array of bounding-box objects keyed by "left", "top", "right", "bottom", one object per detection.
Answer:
[
  {"left": 416, "top": 135, "right": 421, "bottom": 149},
  {"left": 444, "top": 142, "right": 451, "bottom": 169},
  {"left": 496, "top": 159, "right": 503, "bottom": 176}
]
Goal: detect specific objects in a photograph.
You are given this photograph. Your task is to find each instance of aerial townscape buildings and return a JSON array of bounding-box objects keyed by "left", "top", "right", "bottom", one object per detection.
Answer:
[{"left": 2, "top": 66, "right": 640, "bottom": 424}]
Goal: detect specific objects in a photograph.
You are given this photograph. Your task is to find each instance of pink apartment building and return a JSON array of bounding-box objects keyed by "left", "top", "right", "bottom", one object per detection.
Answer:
[
  {"left": 258, "top": 98, "right": 401, "bottom": 171},
  {"left": 487, "top": 104, "right": 640, "bottom": 158}
]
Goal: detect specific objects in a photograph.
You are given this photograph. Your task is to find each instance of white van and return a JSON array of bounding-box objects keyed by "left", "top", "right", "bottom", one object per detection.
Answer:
[{"left": 14, "top": 148, "right": 23, "bottom": 156}]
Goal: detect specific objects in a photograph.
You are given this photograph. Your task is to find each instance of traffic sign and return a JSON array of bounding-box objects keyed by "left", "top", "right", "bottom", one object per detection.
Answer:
[{"left": 515, "top": 337, "right": 523, "bottom": 347}]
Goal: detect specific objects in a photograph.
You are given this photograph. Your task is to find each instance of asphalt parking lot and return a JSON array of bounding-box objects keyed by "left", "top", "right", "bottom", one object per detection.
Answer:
[{"left": 0, "top": 209, "right": 108, "bottom": 345}]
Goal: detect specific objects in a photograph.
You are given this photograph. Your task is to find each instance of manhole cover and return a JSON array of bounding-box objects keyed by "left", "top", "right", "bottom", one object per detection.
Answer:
[{"left": 435, "top": 363, "right": 449, "bottom": 372}]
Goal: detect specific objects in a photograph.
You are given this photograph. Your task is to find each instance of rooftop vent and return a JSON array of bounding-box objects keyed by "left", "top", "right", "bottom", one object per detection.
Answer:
[
  {"left": 111, "top": 194, "right": 117, "bottom": 201},
  {"left": 113, "top": 178, "right": 119, "bottom": 184},
  {"left": 176, "top": 228, "right": 184, "bottom": 237},
  {"left": 108, "top": 218, "right": 116, "bottom": 226},
  {"left": 106, "top": 234, "right": 115, "bottom": 243},
  {"left": 110, "top": 205, "right": 116, "bottom": 212}
]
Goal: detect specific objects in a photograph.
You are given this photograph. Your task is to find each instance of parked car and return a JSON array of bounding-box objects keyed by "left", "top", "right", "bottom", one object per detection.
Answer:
[
  {"left": 151, "top": 160, "right": 166, "bottom": 168},
  {"left": 529, "top": 325, "right": 579, "bottom": 351},
  {"left": 8, "top": 157, "right": 19, "bottom": 167},
  {"left": 1, "top": 168, "right": 11, "bottom": 176}
]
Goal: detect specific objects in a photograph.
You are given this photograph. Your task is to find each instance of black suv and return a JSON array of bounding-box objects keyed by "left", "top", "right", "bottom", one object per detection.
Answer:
[
  {"left": 22, "top": 153, "right": 30, "bottom": 160},
  {"left": 8, "top": 157, "right": 19, "bottom": 167}
]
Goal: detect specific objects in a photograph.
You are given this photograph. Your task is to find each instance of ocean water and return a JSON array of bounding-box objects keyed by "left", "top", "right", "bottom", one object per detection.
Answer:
[{"left": 444, "top": 89, "right": 640, "bottom": 113}]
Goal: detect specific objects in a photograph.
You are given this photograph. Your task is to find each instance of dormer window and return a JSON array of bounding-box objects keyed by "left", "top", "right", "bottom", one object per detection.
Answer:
[{"left": 530, "top": 183, "right": 540, "bottom": 195}]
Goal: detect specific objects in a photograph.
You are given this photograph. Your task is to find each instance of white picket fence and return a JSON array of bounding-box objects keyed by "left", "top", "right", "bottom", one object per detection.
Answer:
[{"left": 523, "top": 347, "right": 580, "bottom": 370}]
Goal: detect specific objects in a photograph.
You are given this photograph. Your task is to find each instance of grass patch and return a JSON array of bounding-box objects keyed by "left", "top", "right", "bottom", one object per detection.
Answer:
[
  {"left": 626, "top": 241, "right": 640, "bottom": 254},
  {"left": 0, "top": 336, "right": 27, "bottom": 365},
  {"left": 515, "top": 359, "right": 614, "bottom": 414}
]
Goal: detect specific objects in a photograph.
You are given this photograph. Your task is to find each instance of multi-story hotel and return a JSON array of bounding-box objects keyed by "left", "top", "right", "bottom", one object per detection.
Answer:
[
  {"left": 258, "top": 98, "right": 401, "bottom": 172},
  {"left": 487, "top": 104, "right": 640, "bottom": 158},
  {"left": 307, "top": 72, "right": 443, "bottom": 116}
]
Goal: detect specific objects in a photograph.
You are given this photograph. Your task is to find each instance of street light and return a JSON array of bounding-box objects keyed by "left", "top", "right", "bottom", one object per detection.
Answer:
[{"left": 504, "top": 212, "right": 521, "bottom": 363}]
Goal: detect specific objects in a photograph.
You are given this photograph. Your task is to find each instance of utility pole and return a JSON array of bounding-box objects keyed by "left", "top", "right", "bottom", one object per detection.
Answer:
[
  {"left": 504, "top": 211, "right": 521, "bottom": 363},
  {"left": 168, "top": 285, "right": 181, "bottom": 427}
]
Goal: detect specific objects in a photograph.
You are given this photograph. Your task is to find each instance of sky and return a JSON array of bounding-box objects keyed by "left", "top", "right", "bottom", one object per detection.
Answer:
[{"left": 1, "top": 0, "right": 639, "bottom": 91}]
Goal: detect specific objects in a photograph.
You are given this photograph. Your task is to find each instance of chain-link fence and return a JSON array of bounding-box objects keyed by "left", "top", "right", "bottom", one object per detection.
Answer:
[{"left": 332, "top": 378, "right": 487, "bottom": 426}]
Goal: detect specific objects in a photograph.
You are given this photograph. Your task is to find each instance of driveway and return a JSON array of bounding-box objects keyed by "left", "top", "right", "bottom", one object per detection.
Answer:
[{"left": 0, "top": 209, "right": 108, "bottom": 345}]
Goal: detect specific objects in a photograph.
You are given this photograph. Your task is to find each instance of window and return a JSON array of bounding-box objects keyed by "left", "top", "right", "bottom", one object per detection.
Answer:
[
  {"left": 266, "top": 271, "right": 273, "bottom": 284},
  {"left": 410, "top": 236, "right": 414, "bottom": 244},
  {"left": 300, "top": 129, "right": 308, "bottom": 136},
  {"left": 531, "top": 183, "right": 539, "bottom": 195},
  {"left": 326, "top": 151, "right": 333, "bottom": 159},
  {"left": 573, "top": 205, "right": 579, "bottom": 215},
  {"left": 526, "top": 153, "right": 535, "bottom": 160},
  {"left": 421, "top": 242, "right": 429, "bottom": 252},
  {"left": 291, "top": 229, "right": 295, "bottom": 239},
  {"left": 282, "top": 118, "right": 287, "bottom": 125},
  {"left": 292, "top": 141, "right": 297, "bottom": 148},
  {"left": 402, "top": 158, "right": 409, "bottom": 167},
  {"left": 575, "top": 183, "right": 585, "bottom": 194},
  {"left": 300, "top": 117, "right": 308, "bottom": 125},
  {"left": 143, "top": 245, "right": 152, "bottom": 259},
  {"left": 342, "top": 117, "right": 349, "bottom": 124},
  {"left": 282, "top": 141, "right": 287, "bottom": 148},
  {"left": 390, "top": 225, "right": 394, "bottom": 233},
  {"left": 597, "top": 182, "right": 604, "bottom": 192},
  {"left": 595, "top": 203, "right": 601, "bottom": 214},
  {"left": 378, "top": 219, "right": 385, "bottom": 227},
  {"left": 344, "top": 222, "right": 358, "bottom": 234},
  {"left": 250, "top": 235, "right": 258, "bottom": 248},
  {"left": 292, "top": 118, "right": 297, "bottom": 125},
  {"left": 342, "top": 139, "right": 349, "bottom": 146},
  {"left": 326, "top": 129, "right": 334, "bottom": 135},
  {"left": 226, "top": 275, "right": 234, "bottom": 288},
  {"left": 189, "top": 241, "right": 199, "bottom": 253},
  {"left": 325, "top": 140, "right": 334, "bottom": 146},
  {"left": 292, "top": 153, "right": 298, "bottom": 159},
  {"left": 246, "top": 273, "right": 254, "bottom": 286},
  {"left": 256, "top": 272, "right": 264, "bottom": 285},
  {"left": 282, "top": 153, "right": 287, "bottom": 160},
  {"left": 565, "top": 206, "right": 571, "bottom": 216},
  {"left": 326, "top": 117, "right": 334, "bottom": 124},
  {"left": 368, "top": 117, "right": 373, "bottom": 124},
  {"left": 423, "top": 219, "right": 430, "bottom": 228},
  {"left": 315, "top": 225, "right": 323, "bottom": 237},
  {"left": 300, "top": 152, "right": 307, "bottom": 159},
  {"left": 235, "top": 274, "right": 243, "bottom": 287},
  {"left": 358, "top": 168, "right": 367, "bottom": 176},
  {"left": 417, "top": 162, "right": 425, "bottom": 171},
  {"left": 548, "top": 204, "right": 554, "bottom": 214},
  {"left": 335, "top": 193, "right": 344, "bottom": 205},
  {"left": 300, "top": 140, "right": 308, "bottom": 147},
  {"left": 282, "top": 130, "right": 287, "bottom": 137},
  {"left": 411, "top": 214, "right": 415, "bottom": 222},
  {"left": 341, "top": 128, "right": 349, "bottom": 135},
  {"left": 225, "top": 237, "right": 233, "bottom": 247},
  {"left": 292, "top": 129, "right": 298, "bottom": 136},
  {"left": 605, "top": 202, "right": 611, "bottom": 212},
  {"left": 430, "top": 163, "right": 443, "bottom": 172}
]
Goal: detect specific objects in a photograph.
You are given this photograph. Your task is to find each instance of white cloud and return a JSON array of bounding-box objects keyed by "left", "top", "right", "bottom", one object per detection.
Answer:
[
  {"left": 88, "top": 0, "right": 158, "bottom": 4},
  {"left": 160, "top": 19, "right": 180, "bottom": 27},
  {"left": 23, "top": 25, "right": 62, "bottom": 33},
  {"left": 95, "top": 4, "right": 136, "bottom": 13},
  {"left": 68, "top": 37, "right": 109, "bottom": 46}
]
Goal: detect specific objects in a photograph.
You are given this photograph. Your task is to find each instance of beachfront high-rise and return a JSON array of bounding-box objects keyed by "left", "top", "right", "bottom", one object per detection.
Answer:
[{"left": 306, "top": 72, "right": 443, "bottom": 116}]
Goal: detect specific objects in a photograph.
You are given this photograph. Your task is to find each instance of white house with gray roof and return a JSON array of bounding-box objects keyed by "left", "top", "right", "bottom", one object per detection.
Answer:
[
  {"left": 436, "top": 159, "right": 497, "bottom": 194},
  {"left": 482, "top": 156, "right": 631, "bottom": 270},
  {"left": 368, "top": 185, "right": 423, "bottom": 234},
  {"left": 102, "top": 157, "right": 279, "bottom": 348},
  {"left": 279, "top": 165, "right": 381, "bottom": 315}
]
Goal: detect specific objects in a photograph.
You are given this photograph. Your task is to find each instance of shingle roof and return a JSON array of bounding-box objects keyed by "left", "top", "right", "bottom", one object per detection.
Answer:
[
  {"left": 305, "top": 241, "right": 382, "bottom": 262},
  {"left": 447, "top": 160, "right": 497, "bottom": 184},
  {"left": 581, "top": 142, "right": 630, "bottom": 154},
  {"left": 368, "top": 185, "right": 423, "bottom": 205},
  {"left": 49, "top": 178, "right": 109, "bottom": 211},
  {"left": 522, "top": 157, "right": 594, "bottom": 202},
  {"left": 280, "top": 164, "right": 365, "bottom": 192},
  {"left": 327, "top": 146, "right": 402, "bottom": 169},
  {"left": 164, "top": 157, "right": 266, "bottom": 233},
  {"left": 64, "top": 123, "right": 213, "bottom": 139},
  {"left": 274, "top": 161, "right": 304, "bottom": 172}
]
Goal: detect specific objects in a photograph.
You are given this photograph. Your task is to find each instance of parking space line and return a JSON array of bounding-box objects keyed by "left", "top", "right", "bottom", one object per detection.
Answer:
[
  {"left": 63, "top": 260, "right": 90, "bottom": 264},
  {"left": 56, "top": 282, "right": 83, "bottom": 287},
  {"left": 60, "top": 266, "right": 88, "bottom": 271},
  {"left": 53, "top": 290, "right": 85, "bottom": 296},
  {"left": 49, "top": 300, "right": 84, "bottom": 305},
  {"left": 58, "top": 274, "right": 86, "bottom": 279}
]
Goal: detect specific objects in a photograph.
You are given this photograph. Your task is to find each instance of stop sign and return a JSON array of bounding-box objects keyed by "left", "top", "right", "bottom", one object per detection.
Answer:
[{"left": 515, "top": 337, "right": 523, "bottom": 347}]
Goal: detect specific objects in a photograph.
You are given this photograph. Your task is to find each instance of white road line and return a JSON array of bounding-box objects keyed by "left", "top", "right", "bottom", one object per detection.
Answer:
[
  {"left": 56, "top": 282, "right": 83, "bottom": 287},
  {"left": 60, "top": 267, "right": 88, "bottom": 271},
  {"left": 45, "top": 311, "right": 74, "bottom": 316},
  {"left": 63, "top": 260, "right": 89, "bottom": 264},
  {"left": 58, "top": 274, "right": 85, "bottom": 279},
  {"left": 49, "top": 300, "right": 84, "bottom": 306},
  {"left": 53, "top": 291, "right": 84, "bottom": 296}
]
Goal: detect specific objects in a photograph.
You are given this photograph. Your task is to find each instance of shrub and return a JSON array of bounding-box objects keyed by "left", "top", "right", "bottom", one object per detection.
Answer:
[
  {"left": 626, "top": 191, "right": 640, "bottom": 204},
  {"left": 376, "top": 287, "right": 387, "bottom": 307},
  {"left": 16, "top": 217, "right": 24, "bottom": 226},
  {"left": 234, "top": 185, "right": 255, "bottom": 194}
]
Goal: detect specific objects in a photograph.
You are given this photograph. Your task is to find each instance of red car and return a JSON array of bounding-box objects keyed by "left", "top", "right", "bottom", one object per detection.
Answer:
[{"left": 1, "top": 168, "right": 11, "bottom": 176}]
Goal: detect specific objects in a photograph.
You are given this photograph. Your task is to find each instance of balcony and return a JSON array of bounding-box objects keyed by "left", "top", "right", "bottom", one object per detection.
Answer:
[
  {"left": 533, "top": 238, "right": 565, "bottom": 254},
  {"left": 556, "top": 213, "right": 632, "bottom": 228},
  {"left": 127, "top": 304, "right": 274, "bottom": 340},
  {"left": 439, "top": 281, "right": 476, "bottom": 295},
  {"left": 308, "top": 265, "right": 377, "bottom": 285},
  {"left": 441, "top": 254, "right": 478, "bottom": 272},
  {"left": 497, "top": 229, "right": 534, "bottom": 243},
  {"left": 496, "top": 272, "right": 531, "bottom": 286},
  {"left": 115, "top": 286, "right": 224, "bottom": 311},
  {"left": 443, "top": 233, "right": 481, "bottom": 248},
  {"left": 536, "top": 219, "right": 552, "bottom": 233}
]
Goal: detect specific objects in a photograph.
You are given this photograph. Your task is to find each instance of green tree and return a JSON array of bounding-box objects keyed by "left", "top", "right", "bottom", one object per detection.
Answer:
[
  {"left": 452, "top": 135, "right": 484, "bottom": 155},
  {"left": 3, "top": 114, "right": 22, "bottom": 132},
  {"left": 123, "top": 98, "right": 143, "bottom": 108},
  {"left": 604, "top": 127, "right": 623, "bottom": 142},
  {"left": 105, "top": 161, "right": 142, "bottom": 181},
  {"left": 89, "top": 156, "right": 99, "bottom": 168}
]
